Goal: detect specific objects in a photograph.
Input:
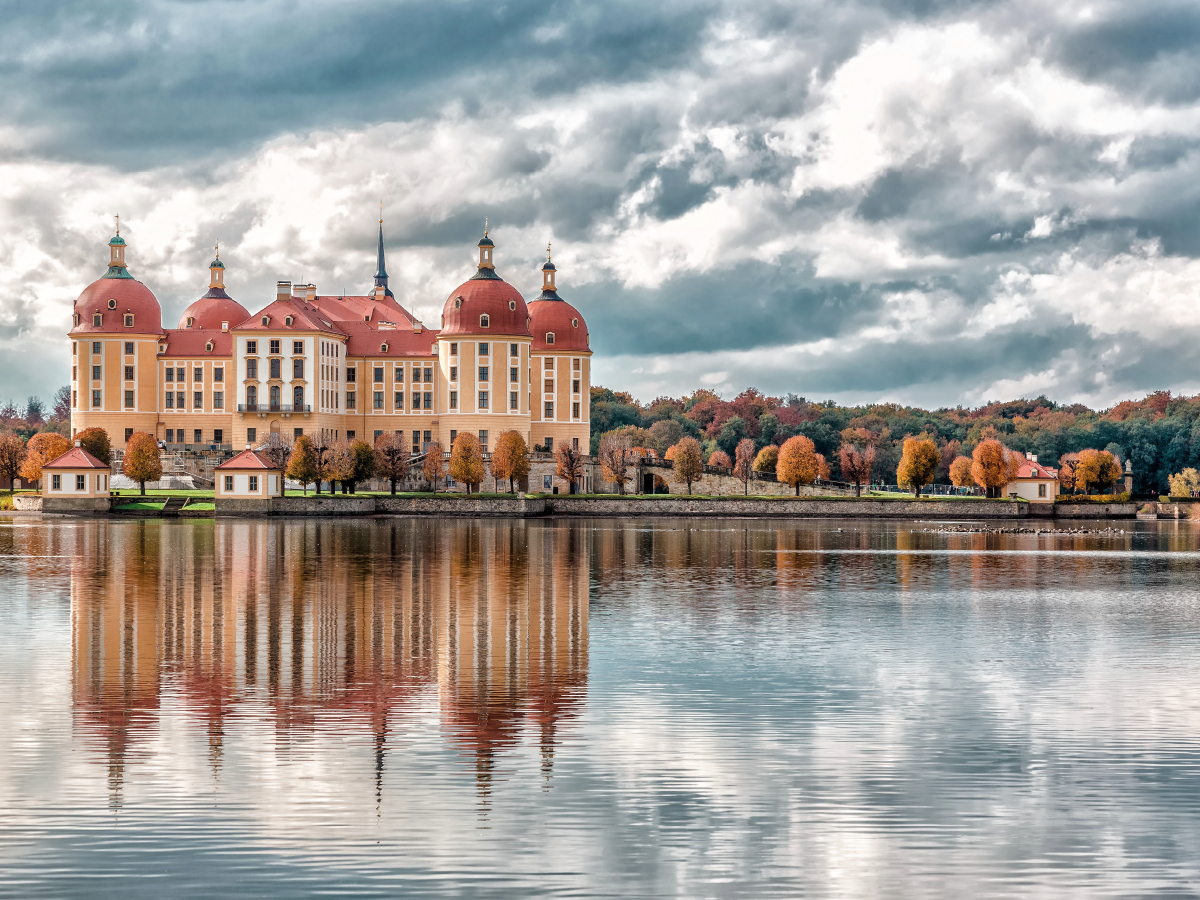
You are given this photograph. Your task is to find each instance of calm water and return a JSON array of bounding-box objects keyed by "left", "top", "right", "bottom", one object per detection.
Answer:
[{"left": 1, "top": 517, "right": 1200, "bottom": 898}]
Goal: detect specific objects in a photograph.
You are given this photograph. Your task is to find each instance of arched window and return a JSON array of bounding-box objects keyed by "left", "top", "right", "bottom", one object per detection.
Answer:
[
  {"left": 546, "top": 332, "right": 555, "bottom": 345},
  {"left": 480, "top": 314, "right": 490, "bottom": 328},
  {"left": 186, "top": 316, "right": 195, "bottom": 326},
  {"left": 270, "top": 385, "right": 281, "bottom": 409},
  {"left": 247, "top": 385, "right": 258, "bottom": 408},
  {"left": 380, "top": 342, "right": 388, "bottom": 353},
  {"left": 293, "top": 386, "right": 305, "bottom": 409},
  {"left": 205, "top": 341, "right": 213, "bottom": 352},
  {"left": 285, "top": 316, "right": 294, "bottom": 326},
  {"left": 261, "top": 316, "right": 270, "bottom": 326},
  {"left": 455, "top": 298, "right": 462, "bottom": 309},
  {"left": 508, "top": 300, "right": 516, "bottom": 310},
  {"left": 572, "top": 318, "right": 579, "bottom": 328}
]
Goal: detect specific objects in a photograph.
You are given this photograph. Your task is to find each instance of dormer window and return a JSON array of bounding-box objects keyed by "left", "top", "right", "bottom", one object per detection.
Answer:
[
  {"left": 186, "top": 316, "right": 195, "bottom": 327},
  {"left": 572, "top": 318, "right": 579, "bottom": 328},
  {"left": 509, "top": 300, "right": 516, "bottom": 310},
  {"left": 480, "top": 314, "right": 490, "bottom": 328},
  {"left": 285, "top": 316, "right": 294, "bottom": 326},
  {"left": 261, "top": 316, "right": 270, "bottom": 326},
  {"left": 205, "top": 341, "right": 214, "bottom": 352},
  {"left": 380, "top": 342, "right": 388, "bottom": 352},
  {"left": 455, "top": 297, "right": 463, "bottom": 309},
  {"left": 546, "top": 332, "right": 555, "bottom": 345},
  {"left": 92, "top": 314, "right": 102, "bottom": 326},
  {"left": 108, "top": 299, "right": 116, "bottom": 310},
  {"left": 124, "top": 314, "right": 134, "bottom": 327},
  {"left": 73, "top": 313, "right": 80, "bottom": 327}
]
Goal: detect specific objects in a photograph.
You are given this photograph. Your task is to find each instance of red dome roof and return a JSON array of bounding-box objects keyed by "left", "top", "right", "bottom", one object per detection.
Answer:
[
  {"left": 528, "top": 298, "right": 589, "bottom": 352},
  {"left": 177, "top": 290, "right": 250, "bottom": 330},
  {"left": 72, "top": 277, "right": 163, "bottom": 335},
  {"left": 440, "top": 277, "right": 531, "bottom": 337}
]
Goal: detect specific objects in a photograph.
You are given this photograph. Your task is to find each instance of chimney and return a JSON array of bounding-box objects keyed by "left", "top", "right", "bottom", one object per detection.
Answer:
[
  {"left": 306, "top": 284, "right": 316, "bottom": 302},
  {"left": 413, "top": 320, "right": 423, "bottom": 334},
  {"left": 276, "top": 281, "right": 291, "bottom": 301},
  {"left": 75, "top": 440, "right": 81, "bottom": 447},
  {"left": 246, "top": 443, "right": 251, "bottom": 450},
  {"left": 1029, "top": 454, "right": 1037, "bottom": 463}
]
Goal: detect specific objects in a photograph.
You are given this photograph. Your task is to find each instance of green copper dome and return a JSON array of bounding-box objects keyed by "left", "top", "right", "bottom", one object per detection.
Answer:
[{"left": 109, "top": 235, "right": 126, "bottom": 246}]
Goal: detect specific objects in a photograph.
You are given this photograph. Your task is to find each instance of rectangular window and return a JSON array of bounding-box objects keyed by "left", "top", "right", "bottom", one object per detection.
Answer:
[
  {"left": 1038, "top": 483, "right": 1047, "bottom": 498},
  {"left": 450, "top": 342, "right": 458, "bottom": 356},
  {"left": 269, "top": 339, "right": 280, "bottom": 355},
  {"left": 249, "top": 475, "right": 259, "bottom": 492},
  {"left": 193, "top": 391, "right": 202, "bottom": 409},
  {"left": 449, "top": 430, "right": 457, "bottom": 446},
  {"left": 424, "top": 368, "right": 432, "bottom": 383},
  {"left": 92, "top": 365, "right": 101, "bottom": 381},
  {"left": 125, "top": 428, "right": 134, "bottom": 442},
  {"left": 247, "top": 359, "right": 258, "bottom": 379},
  {"left": 510, "top": 343, "right": 518, "bottom": 358},
  {"left": 214, "top": 391, "right": 224, "bottom": 409},
  {"left": 412, "top": 393, "right": 419, "bottom": 410},
  {"left": 92, "top": 390, "right": 101, "bottom": 408},
  {"left": 478, "top": 391, "right": 489, "bottom": 409},
  {"left": 449, "top": 390, "right": 458, "bottom": 409},
  {"left": 293, "top": 340, "right": 304, "bottom": 355},
  {"left": 177, "top": 392, "right": 186, "bottom": 408},
  {"left": 573, "top": 358, "right": 581, "bottom": 371},
  {"left": 424, "top": 430, "right": 432, "bottom": 446},
  {"left": 92, "top": 341, "right": 101, "bottom": 354},
  {"left": 545, "top": 379, "right": 554, "bottom": 393},
  {"left": 294, "top": 427, "right": 303, "bottom": 438},
  {"left": 510, "top": 391, "right": 518, "bottom": 410},
  {"left": 166, "top": 392, "right": 174, "bottom": 409},
  {"left": 395, "top": 367, "right": 403, "bottom": 382},
  {"left": 77, "top": 474, "right": 86, "bottom": 491},
  {"left": 124, "top": 342, "right": 134, "bottom": 355},
  {"left": 545, "top": 402, "right": 554, "bottom": 418},
  {"left": 573, "top": 437, "right": 579, "bottom": 451},
  {"left": 52, "top": 474, "right": 61, "bottom": 491},
  {"left": 194, "top": 429, "right": 202, "bottom": 444},
  {"left": 166, "top": 368, "right": 174, "bottom": 382},
  {"left": 347, "top": 391, "right": 356, "bottom": 409},
  {"left": 478, "top": 430, "right": 488, "bottom": 452},
  {"left": 166, "top": 429, "right": 175, "bottom": 443},
  {"left": 423, "top": 392, "right": 432, "bottom": 409},
  {"left": 269, "top": 358, "right": 281, "bottom": 379},
  {"left": 124, "top": 390, "right": 134, "bottom": 409},
  {"left": 214, "top": 367, "right": 223, "bottom": 382},
  {"left": 73, "top": 390, "right": 77, "bottom": 408},
  {"left": 413, "top": 431, "right": 421, "bottom": 451},
  {"left": 394, "top": 391, "right": 404, "bottom": 410},
  {"left": 374, "top": 430, "right": 383, "bottom": 441},
  {"left": 573, "top": 379, "right": 580, "bottom": 394},
  {"left": 293, "top": 358, "right": 303, "bottom": 378},
  {"left": 573, "top": 401, "right": 580, "bottom": 419},
  {"left": 479, "top": 366, "right": 489, "bottom": 382},
  {"left": 176, "top": 367, "right": 185, "bottom": 382},
  {"left": 374, "top": 367, "right": 384, "bottom": 383},
  {"left": 544, "top": 358, "right": 553, "bottom": 370},
  {"left": 450, "top": 366, "right": 457, "bottom": 382},
  {"left": 374, "top": 391, "right": 383, "bottom": 409},
  {"left": 224, "top": 475, "right": 234, "bottom": 492},
  {"left": 247, "top": 427, "right": 256, "bottom": 443},
  {"left": 246, "top": 340, "right": 257, "bottom": 354},
  {"left": 545, "top": 437, "right": 554, "bottom": 452},
  {"left": 347, "top": 367, "right": 356, "bottom": 382},
  {"left": 510, "top": 367, "right": 518, "bottom": 382},
  {"left": 214, "top": 429, "right": 223, "bottom": 444},
  {"left": 194, "top": 367, "right": 202, "bottom": 382},
  {"left": 479, "top": 343, "right": 489, "bottom": 357}
]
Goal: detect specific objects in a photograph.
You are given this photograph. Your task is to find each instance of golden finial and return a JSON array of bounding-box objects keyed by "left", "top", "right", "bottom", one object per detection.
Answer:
[
  {"left": 214, "top": 241, "right": 219, "bottom": 259},
  {"left": 484, "top": 216, "right": 488, "bottom": 236},
  {"left": 114, "top": 214, "right": 120, "bottom": 235},
  {"left": 379, "top": 199, "right": 383, "bottom": 225},
  {"left": 546, "top": 242, "right": 552, "bottom": 261}
]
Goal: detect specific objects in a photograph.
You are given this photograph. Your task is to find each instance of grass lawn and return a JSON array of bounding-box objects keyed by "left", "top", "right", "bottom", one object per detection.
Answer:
[
  {"left": 114, "top": 489, "right": 215, "bottom": 498},
  {"left": 183, "top": 500, "right": 215, "bottom": 510},
  {"left": 114, "top": 500, "right": 166, "bottom": 511}
]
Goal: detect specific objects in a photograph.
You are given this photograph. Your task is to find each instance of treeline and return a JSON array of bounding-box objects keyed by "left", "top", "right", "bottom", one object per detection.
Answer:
[
  {"left": 590, "top": 386, "right": 1200, "bottom": 494},
  {"left": 0, "top": 387, "right": 71, "bottom": 439}
]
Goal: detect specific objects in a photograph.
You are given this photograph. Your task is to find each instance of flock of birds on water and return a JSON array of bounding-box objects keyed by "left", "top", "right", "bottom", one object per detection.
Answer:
[{"left": 923, "top": 525, "right": 1129, "bottom": 535}]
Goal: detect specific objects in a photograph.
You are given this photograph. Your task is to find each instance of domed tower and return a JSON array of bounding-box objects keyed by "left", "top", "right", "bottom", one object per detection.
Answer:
[
  {"left": 69, "top": 223, "right": 165, "bottom": 443},
  {"left": 178, "top": 247, "right": 250, "bottom": 330},
  {"left": 436, "top": 229, "right": 533, "bottom": 453},
  {"left": 527, "top": 245, "right": 591, "bottom": 455}
]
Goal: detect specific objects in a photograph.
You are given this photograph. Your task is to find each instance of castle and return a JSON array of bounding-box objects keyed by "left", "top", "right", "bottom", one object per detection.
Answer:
[{"left": 68, "top": 222, "right": 592, "bottom": 456}]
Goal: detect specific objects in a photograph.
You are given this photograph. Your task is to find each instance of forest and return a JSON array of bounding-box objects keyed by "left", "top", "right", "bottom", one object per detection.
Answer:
[{"left": 590, "top": 386, "right": 1196, "bottom": 495}]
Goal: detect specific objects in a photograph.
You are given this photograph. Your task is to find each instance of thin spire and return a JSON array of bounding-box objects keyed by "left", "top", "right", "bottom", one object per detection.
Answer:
[
  {"left": 374, "top": 221, "right": 388, "bottom": 285},
  {"left": 546, "top": 242, "right": 552, "bottom": 261},
  {"left": 114, "top": 214, "right": 120, "bottom": 235},
  {"left": 484, "top": 216, "right": 488, "bottom": 236}
]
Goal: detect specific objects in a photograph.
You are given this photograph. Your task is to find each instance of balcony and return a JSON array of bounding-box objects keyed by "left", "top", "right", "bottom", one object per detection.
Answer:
[{"left": 237, "top": 404, "right": 311, "bottom": 413}]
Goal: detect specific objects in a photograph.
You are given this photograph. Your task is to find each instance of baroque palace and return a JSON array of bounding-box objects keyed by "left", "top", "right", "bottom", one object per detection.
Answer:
[{"left": 69, "top": 222, "right": 592, "bottom": 455}]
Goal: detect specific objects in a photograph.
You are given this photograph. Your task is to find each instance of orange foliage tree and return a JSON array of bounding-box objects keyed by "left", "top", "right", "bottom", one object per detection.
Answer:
[
  {"left": 670, "top": 437, "right": 703, "bottom": 494},
  {"left": 373, "top": 432, "right": 411, "bottom": 496},
  {"left": 733, "top": 438, "right": 756, "bottom": 495},
  {"left": 839, "top": 442, "right": 875, "bottom": 497},
  {"left": 286, "top": 436, "right": 320, "bottom": 495},
  {"left": 450, "top": 433, "right": 485, "bottom": 494},
  {"left": 708, "top": 450, "right": 732, "bottom": 468},
  {"left": 970, "top": 438, "right": 1020, "bottom": 498},
  {"left": 423, "top": 441, "right": 446, "bottom": 492},
  {"left": 777, "top": 435, "right": 818, "bottom": 495},
  {"left": 123, "top": 432, "right": 163, "bottom": 495},
  {"left": 20, "top": 432, "right": 70, "bottom": 487},
  {"left": 753, "top": 445, "right": 778, "bottom": 474},
  {"left": 0, "top": 433, "right": 27, "bottom": 491},
  {"left": 74, "top": 427, "right": 112, "bottom": 464},
  {"left": 598, "top": 432, "right": 635, "bottom": 495},
  {"left": 814, "top": 452, "right": 831, "bottom": 481},
  {"left": 1057, "top": 452, "right": 1078, "bottom": 494},
  {"left": 490, "top": 430, "right": 530, "bottom": 493},
  {"left": 949, "top": 455, "right": 974, "bottom": 488},
  {"left": 1073, "top": 448, "right": 1122, "bottom": 494},
  {"left": 896, "top": 436, "right": 940, "bottom": 498},
  {"left": 555, "top": 443, "right": 585, "bottom": 494}
]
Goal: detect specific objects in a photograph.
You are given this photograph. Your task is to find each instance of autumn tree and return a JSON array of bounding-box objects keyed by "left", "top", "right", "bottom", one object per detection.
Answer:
[
  {"left": 75, "top": 427, "right": 112, "bottom": 464},
  {"left": 555, "top": 443, "right": 585, "bottom": 494},
  {"left": 52, "top": 386, "right": 71, "bottom": 423},
  {"left": 1057, "top": 452, "right": 1078, "bottom": 495},
  {"left": 970, "top": 438, "right": 1020, "bottom": 498},
  {"left": 733, "top": 438, "right": 756, "bottom": 495},
  {"left": 598, "top": 432, "right": 635, "bottom": 495},
  {"left": 24, "top": 396, "right": 45, "bottom": 425},
  {"left": 939, "top": 438, "right": 962, "bottom": 481},
  {"left": 0, "top": 433, "right": 27, "bottom": 492},
  {"left": 123, "top": 432, "right": 163, "bottom": 495},
  {"left": 344, "top": 439, "right": 376, "bottom": 493},
  {"left": 753, "top": 445, "right": 778, "bottom": 475},
  {"left": 814, "top": 452, "right": 831, "bottom": 481},
  {"left": 490, "top": 430, "right": 530, "bottom": 493},
  {"left": 450, "top": 433, "right": 485, "bottom": 494},
  {"left": 707, "top": 450, "right": 732, "bottom": 469},
  {"left": 20, "top": 432, "right": 70, "bottom": 487},
  {"left": 671, "top": 437, "right": 703, "bottom": 494},
  {"left": 373, "top": 432, "right": 411, "bottom": 495},
  {"left": 896, "top": 436, "right": 940, "bottom": 498},
  {"left": 1074, "top": 448, "right": 1121, "bottom": 495},
  {"left": 777, "top": 434, "right": 818, "bottom": 495},
  {"left": 1169, "top": 468, "right": 1200, "bottom": 498},
  {"left": 286, "top": 436, "right": 320, "bottom": 495},
  {"left": 839, "top": 442, "right": 875, "bottom": 497},
  {"left": 949, "top": 455, "right": 974, "bottom": 488},
  {"left": 255, "top": 433, "right": 293, "bottom": 472},
  {"left": 423, "top": 441, "right": 446, "bottom": 492},
  {"left": 308, "top": 431, "right": 333, "bottom": 493},
  {"left": 324, "top": 441, "right": 355, "bottom": 493}
]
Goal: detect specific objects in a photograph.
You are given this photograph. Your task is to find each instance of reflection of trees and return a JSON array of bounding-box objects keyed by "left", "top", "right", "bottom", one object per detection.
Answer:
[{"left": 70, "top": 518, "right": 589, "bottom": 805}]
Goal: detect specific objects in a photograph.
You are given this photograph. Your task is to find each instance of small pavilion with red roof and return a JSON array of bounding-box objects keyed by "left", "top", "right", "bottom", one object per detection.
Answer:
[
  {"left": 42, "top": 443, "right": 112, "bottom": 511},
  {"left": 1007, "top": 455, "right": 1059, "bottom": 503},
  {"left": 215, "top": 448, "right": 283, "bottom": 503}
]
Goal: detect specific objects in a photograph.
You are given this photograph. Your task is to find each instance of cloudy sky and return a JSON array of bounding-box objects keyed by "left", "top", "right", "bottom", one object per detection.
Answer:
[{"left": 4, "top": 0, "right": 1200, "bottom": 409}]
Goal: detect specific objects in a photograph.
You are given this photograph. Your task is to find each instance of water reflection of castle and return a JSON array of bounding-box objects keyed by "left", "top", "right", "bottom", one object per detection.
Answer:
[{"left": 70, "top": 520, "right": 588, "bottom": 802}]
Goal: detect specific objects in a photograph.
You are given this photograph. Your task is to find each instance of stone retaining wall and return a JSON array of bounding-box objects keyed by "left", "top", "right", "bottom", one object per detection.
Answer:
[
  {"left": 1046, "top": 502, "right": 1137, "bottom": 519},
  {"left": 544, "top": 497, "right": 1024, "bottom": 518}
]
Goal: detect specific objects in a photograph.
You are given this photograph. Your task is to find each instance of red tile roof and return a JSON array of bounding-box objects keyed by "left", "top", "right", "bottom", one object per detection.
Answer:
[
  {"left": 1015, "top": 459, "right": 1057, "bottom": 479},
  {"left": 160, "top": 329, "right": 233, "bottom": 357},
  {"left": 215, "top": 449, "right": 279, "bottom": 471},
  {"left": 235, "top": 298, "right": 346, "bottom": 334},
  {"left": 43, "top": 447, "right": 110, "bottom": 470}
]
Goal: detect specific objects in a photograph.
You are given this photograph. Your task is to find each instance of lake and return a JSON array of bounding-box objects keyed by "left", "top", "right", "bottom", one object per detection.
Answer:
[{"left": 1, "top": 517, "right": 1199, "bottom": 898}]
